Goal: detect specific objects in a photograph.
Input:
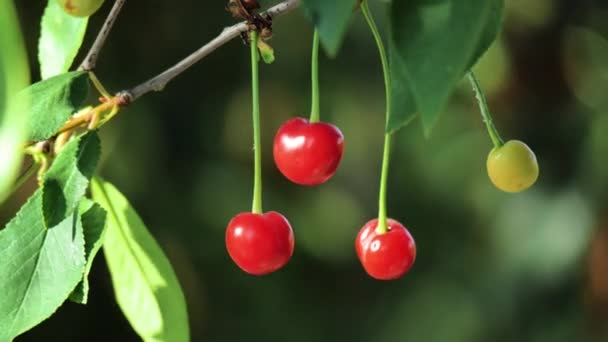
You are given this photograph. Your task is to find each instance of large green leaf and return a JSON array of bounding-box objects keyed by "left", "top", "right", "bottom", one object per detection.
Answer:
[
  {"left": 70, "top": 199, "right": 107, "bottom": 304},
  {"left": 0, "top": 0, "right": 30, "bottom": 204},
  {"left": 22, "top": 71, "right": 89, "bottom": 141},
  {"left": 389, "top": 0, "right": 504, "bottom": 134},
  {"left": 468, "top": 0, "right": 504, "bottom": 70},
  {"left": 0, "top": 191, "right": 86, "bottom": 341},
  {"left": 300, "top": 0, "right": 358, "bottom": 56},
  {"left": 39, "top": 0, "right": 89, "bottom": 79},
  {"left": 387, "top": 41, "right": 417, "bottom": 133},
  {"left": 43, "top": 132, "right": 101, "bottom": 227},
  {"left": 92, "top": 178, "right": 190, "bottom": 342}
]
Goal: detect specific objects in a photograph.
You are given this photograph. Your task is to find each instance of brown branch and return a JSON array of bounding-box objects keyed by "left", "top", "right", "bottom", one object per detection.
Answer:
[
  {"left": 120, "top": 0, "right": 301, "bottom": 103},
  {"left": 79, "top": 0, "right": 127, "bottom": 71}
]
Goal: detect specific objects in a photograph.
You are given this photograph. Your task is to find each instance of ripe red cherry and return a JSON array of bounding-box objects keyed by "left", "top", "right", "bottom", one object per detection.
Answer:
[
  {"left": 273, "top": 117, "right": 344, "bottom": 186},
  {"left": 355, "top": 218, "right": 416, "bottom": 280},
  {"left": 226, "top": 211, "right": 295, "bottom": 275}
]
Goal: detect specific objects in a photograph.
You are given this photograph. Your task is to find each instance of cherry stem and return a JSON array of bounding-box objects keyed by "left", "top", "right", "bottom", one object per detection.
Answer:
[
  {"left": 309, "top": 29, "right": 321, "bottom": 123},
  {"left": 362, "top": 0, "right": 391, "bottom": 234},
  {"left": 89, "top": 72, "right": 111, "bottom": 99},
  {"left": 250, "top": 30, "right": 263, "bottom": 214},
  {"left": 467, "top": 71, "right": 504, "bottom": 149}
]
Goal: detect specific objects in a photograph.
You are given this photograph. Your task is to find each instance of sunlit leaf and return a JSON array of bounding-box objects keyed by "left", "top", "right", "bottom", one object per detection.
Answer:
[
  {"left": 22, "top": 71, "right": 89, "bottom": 141},
  {"left": 0, "top": 192, "right": 85, "bottom": 342},
  {"left": 0, "top": 0, "right": 30, "bottom": 204},
  {"left": 70, "top": 199, "right": 107, "bottom": 304},
  {"left": 39, "top": 0, "right": 89, "bottom": 79},
  {"left": 43, "top": 132, "right": 101, "bottom": 227},
  {"left": 92, "top": 178, "right": 190, "bottom": 342}
]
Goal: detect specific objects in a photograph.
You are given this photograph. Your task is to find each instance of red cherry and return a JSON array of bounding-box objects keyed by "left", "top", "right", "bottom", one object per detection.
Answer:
[
  {"left": 273, "top": 117, "right": 344, "bottom": 186},
  {"left": 355, "top": 218, "right": 416, "bottom": 280},
  {"left": 226, "top": 211, "right": 295, "bottom": 275}
]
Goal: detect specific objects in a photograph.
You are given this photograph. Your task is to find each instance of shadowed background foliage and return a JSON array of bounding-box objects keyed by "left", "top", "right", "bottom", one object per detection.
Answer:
[{"left": 4, "top": 0, "right": 608, "bottom": 341}]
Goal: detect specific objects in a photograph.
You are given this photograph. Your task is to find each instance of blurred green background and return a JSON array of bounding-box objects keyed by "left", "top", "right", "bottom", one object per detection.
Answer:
[{"left": 3, "top": 0, "right": 608, "bottom": 341}]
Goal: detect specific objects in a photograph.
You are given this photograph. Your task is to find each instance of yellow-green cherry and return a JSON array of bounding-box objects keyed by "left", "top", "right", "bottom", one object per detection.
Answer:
[
  {"left": 486, "top": 140, "right": 539, "bottom": 193},
  {"left": 56, "top": 0, "right": 104, "bottom": 17}
]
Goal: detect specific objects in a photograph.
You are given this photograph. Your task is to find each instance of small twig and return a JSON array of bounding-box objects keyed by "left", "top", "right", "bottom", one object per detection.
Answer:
[
  {"left": 79, "top": 0, "right": 127, "bottom": 71},
  {"left": 123, "top": 0, "right": 300, "bottom": 102}
]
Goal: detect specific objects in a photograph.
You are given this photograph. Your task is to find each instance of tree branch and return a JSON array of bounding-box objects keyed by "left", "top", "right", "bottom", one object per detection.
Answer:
[
  {"left": 79, "top": 0, "right": 127, "bottom": 71},
  {"left": 120, "top": 0, "right": 301, "bottom": 103}
]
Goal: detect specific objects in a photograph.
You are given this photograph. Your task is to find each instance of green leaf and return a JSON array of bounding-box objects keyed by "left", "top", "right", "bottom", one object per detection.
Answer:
[
  {"left": 0, "top": 0, "right": 30, "bottom": 204},
  {"left": 300, "top": 0, "right": 358, "bottom": 56},
  {"left": 387, "top": 42, "right": 417, "bottom": 132},
  {"left": 39, "top": 0, "right": 89, "bottom": 79},
  {"left": 257, "top": 40, "right": 275, "bottom": 64},
  {"left": 468, "top": 0, "right": 505, "bottom": 70},
  {"left": 22, "top": 70, "right": 89, "bottom": 142},
  {"left": 43, "top": 132, "right": 101, "bottom": 227},
  {"left": 70, "top": 199, "right": 107, "bottom": 304},
  {"left": 0, "top": 191, "right": 86, "bottom": 341},
  {"left": 390, "top": 0, "right": 504, "bottom": 134},
  {"left": 92, "top": 178, "right": 190, "bottom": 342}
]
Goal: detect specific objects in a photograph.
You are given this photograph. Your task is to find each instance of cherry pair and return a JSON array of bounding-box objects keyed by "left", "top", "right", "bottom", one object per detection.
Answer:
[
  {"left": 225, "top": 117, "right": 344, "bottom": 275},
  {"left": 273, "top": 118, "right": 416, "bottom": 280},
  {"left": 224, "top": 28, "right": 345, "bottom": 276},
  {"left": 226, "top": 212, "right": 417, "bottom": 279}
]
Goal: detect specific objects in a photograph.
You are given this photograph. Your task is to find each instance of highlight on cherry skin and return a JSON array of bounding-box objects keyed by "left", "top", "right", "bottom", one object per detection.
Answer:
[
  {"left": 56, "top": 0, "right": 105, "bottom": 17},
  {"left": 225, "top": 211, "right": 295, "bottom": 275},
  {"left": 487, "top": 139, "right": 539, "bottom": 193},
  {"left": 273, "top": 117, "right": 344, "bottom": 186},
  {"left": 356, "top": 218, "right": 416, "bottom": 280}
]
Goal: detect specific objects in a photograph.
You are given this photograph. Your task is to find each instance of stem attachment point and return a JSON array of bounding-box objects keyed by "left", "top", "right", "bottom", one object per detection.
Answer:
[{"left": 467, "top": 71, "right": 504, "bottom": 149}]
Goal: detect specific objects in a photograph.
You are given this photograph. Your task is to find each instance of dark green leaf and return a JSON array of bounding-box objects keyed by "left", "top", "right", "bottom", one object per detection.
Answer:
[
  {"left": 43, "top": 132, "right": 101, "bottom": 227},
  {"left": 38, "top": 0, "right": 89, "bottom": 79},
  {"left": 390, "top": 0, "right": 504, "bottom": 134},
  {"left": 22, "top": 71, "right": 89, "bottom": 141},
  {"left": 70, "top": 199, "right": 107, "bottom": 304},
  {"left": 387, "top": 42, "right": 417, "bottom": 132},
  {"left": 300, "top": 0, "right": 358, "bottom": 56},
  {"left": 468, "top": 0, "right": 505, "bottom": 70},
  {"left": 0, "top": 191, "right": 86, "bottom": 341},
  {"left": 92, "top": 178, "right": 190, "bottom": 342},
  {"left": 0, "top": 0, "right": 30, "bottom": 204}
]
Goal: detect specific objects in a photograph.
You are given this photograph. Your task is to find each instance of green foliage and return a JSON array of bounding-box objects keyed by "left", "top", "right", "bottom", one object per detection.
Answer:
[
  {"left": 387, "top": 42, "right": 416, "bottom": 132},
  {"left": 0, "top": 0, "right": 511, "bottom": 339},
  {"left": 389, "top": 0, "right": 504, "bottom": 134},
  {"left": 92, "top": 178, "right": 190, "bottom": 342},
  {"left": 300, "top": 0, "right": 358, "bottom": 56},
  {"left": 0, "top": 0, "right": 30, "bottom": 204},
  {"left": 0, "top": 131, "right": 99, "bottom": 340},
  {"left": 22, "top": 71, "right": 89, "bottom": 141},
  {"left": 42, "top": 132, "right": 100, "bottom": 227},
  {"left": 39, "top": 0, "right": 89, "bottom": 79},
  {"left": 70, "top": 199, "right": 107, "bottom": 304},
  {"left": 0, "top": 192, "right": 85, "bottom": 342}
]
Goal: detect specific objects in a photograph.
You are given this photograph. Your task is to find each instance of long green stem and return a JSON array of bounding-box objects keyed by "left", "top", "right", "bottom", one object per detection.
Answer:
[
  {"left": 250, "top": 31, "right": 263, "bottom": 214},
  {"left": 309, "top": 29, "right": 321, "bottom": 123},
  {"left": 362, "top": 0, "right": 392, "bottom": 234},
  {"left": 467, "top": 71, "right": 504, "bottom": 148},
  {"left": 361, "top": 1, "right": 391, "bottom": 121}
]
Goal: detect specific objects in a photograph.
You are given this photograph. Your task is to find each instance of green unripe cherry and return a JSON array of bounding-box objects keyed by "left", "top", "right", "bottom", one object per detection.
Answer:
[
  {"left": 56, "top": 0, "right": 104, "bottom": 17},
  {"left": 486, "top": 140, "right": 539, "bottom": 193}
]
